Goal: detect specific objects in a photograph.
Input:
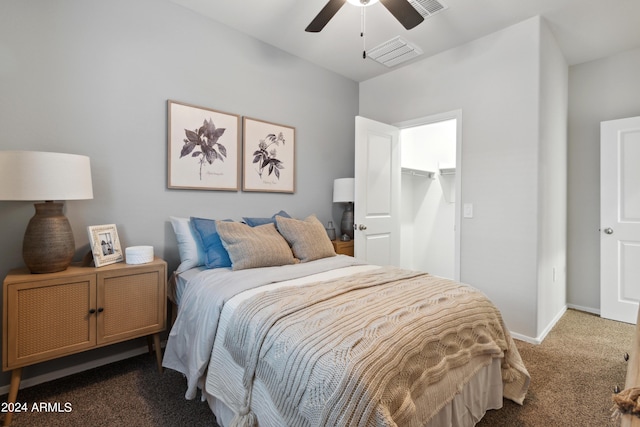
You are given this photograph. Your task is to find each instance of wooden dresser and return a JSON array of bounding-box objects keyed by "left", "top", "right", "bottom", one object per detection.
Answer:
[
  {"left": 332, "top": 239, "right": 354, "bottom": 256},
  {"left": 2, "top": 258, "right": 167, "bottom": 426},
  {"left": 622, "top": 307, "right": 640, "bottom": 427}
]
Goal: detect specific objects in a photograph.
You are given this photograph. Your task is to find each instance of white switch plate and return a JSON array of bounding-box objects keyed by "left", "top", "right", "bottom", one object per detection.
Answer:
[{"left": 463, "top": 203, "right": 473, "bottom": 218}]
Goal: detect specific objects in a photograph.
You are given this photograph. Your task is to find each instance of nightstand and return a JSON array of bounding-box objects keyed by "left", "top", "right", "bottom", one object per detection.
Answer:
[
  {"left": 332, "top": 239, "right": 354, "bottom": 256},
  {"left": 2, "top": 258, "right": 167, "bottom": 426}
]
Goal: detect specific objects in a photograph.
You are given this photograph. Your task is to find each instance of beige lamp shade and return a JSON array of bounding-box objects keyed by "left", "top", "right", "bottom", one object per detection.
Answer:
[
  {"left": 333, "top": 178, "right": 354, "bottom": 203},
  {"left": 0, "top": 151, "right": 93, "bottom": 201},
  {"left": 0, "top": 151, "right": 93, "bottom": 273}
]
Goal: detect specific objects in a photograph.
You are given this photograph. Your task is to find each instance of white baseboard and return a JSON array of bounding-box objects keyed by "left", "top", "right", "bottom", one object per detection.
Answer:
[
  {"left": 0, "top": 344, "right": 157, "bottom": 396},
  {"left": 510, "top": 305, "right": 568, "bottom": 345},
  {"left": 536, "top": 305, "right": 568, "bottom": 343}
]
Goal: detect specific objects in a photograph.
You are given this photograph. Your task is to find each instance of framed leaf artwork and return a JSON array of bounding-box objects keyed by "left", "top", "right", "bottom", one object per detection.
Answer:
[
  {"left": 167, "top": 100, "right": 241, "bottom": 191},
  {"left": 242, "top": 117, "right": 295, "bottom": 193}
]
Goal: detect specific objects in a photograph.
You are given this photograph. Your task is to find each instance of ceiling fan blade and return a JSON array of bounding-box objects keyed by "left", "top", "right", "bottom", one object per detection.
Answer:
[
  {"left": 379, "top": 0, "right": 424, "bottom": 30},
  {"left": 305, "top": 0, "right": 347, "bottom": 32}
]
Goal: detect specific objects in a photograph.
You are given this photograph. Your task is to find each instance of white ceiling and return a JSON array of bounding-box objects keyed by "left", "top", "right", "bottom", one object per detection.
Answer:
[{"left": 170, "top": 0, "right": 640, "bottom": 82}]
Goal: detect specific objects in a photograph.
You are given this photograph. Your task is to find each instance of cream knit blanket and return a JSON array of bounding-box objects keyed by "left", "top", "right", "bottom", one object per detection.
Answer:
[{"left": 224, "top": 267, "right": 530, "bottom": 427}]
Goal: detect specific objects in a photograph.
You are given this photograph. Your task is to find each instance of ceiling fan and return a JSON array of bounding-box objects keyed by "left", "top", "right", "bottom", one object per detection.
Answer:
[{"left": 305, "top": 0, "right": 424, "bottom": 33}]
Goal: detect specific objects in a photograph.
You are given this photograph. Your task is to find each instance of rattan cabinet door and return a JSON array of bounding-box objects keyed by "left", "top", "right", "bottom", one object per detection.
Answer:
[
  {"left": 4, "top": 274, "right": 97, "bottom": 369},
  {"left": 96, "top": 263, "right": 166, "bottom": 345}
]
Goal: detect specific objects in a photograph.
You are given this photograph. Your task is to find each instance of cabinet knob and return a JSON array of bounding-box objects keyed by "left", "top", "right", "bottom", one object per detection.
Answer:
[
  {"left": 625, "top": 352, "right": 630, "bottom": 362},
  {"left": 614, "top": 385, "right": 621, "bottom": 394},
  {"left": 89, "top": 309, "right": 96, "bottom": 314},
  {"left": 97, "top": 307, "right": 104, "bottom": 313}
]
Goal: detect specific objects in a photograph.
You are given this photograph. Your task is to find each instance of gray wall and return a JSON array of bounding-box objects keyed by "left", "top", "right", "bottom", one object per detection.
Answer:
[
  {"left": 360, "top": 17, "right": 551, "bottom": 339},
  {"left": 567, "top": 47, "right": 640, "bottom": 312},
  {"left": 0, "top": 0, "right": 358, "bottom": 388},
  {"left": 536, "top": 19, "right": 568, "bottom": 336}
]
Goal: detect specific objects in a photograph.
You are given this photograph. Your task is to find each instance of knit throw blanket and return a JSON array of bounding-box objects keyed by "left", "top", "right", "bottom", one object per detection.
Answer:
[{"left": 224, "top": 267, "right": 530, "bottom": 427}]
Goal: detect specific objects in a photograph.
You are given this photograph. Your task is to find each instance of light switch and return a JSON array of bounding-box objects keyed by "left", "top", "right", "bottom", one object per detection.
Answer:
[{"left": 463, "top": 203, "right": 473, "bottom": 218}]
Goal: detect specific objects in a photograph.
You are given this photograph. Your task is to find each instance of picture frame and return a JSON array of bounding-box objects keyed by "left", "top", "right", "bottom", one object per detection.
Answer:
[
  {"left": 87, "top": 224, "right": 124, "bottom": 267},
  {"left": 242, "top": 117, "right": 295, "bottom": 193},
  {"left": 167, "top": 100, "right": 241, "bottom": 191}
]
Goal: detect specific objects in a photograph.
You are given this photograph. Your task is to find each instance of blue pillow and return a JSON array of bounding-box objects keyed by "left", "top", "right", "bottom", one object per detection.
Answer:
[
  {"left": 243, "top": 210, "right": 291, "bottom": 227},
  {"left": 190, "top": 217, "right": 233, "bottom": 269}
]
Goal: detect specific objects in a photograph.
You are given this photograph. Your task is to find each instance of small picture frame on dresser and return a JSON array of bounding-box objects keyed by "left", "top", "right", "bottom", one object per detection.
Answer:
[{"left": 87, "top": 224, "right": 124, "bottom": 267}]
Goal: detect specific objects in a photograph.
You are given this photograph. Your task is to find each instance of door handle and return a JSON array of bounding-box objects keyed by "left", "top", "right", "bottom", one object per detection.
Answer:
[
  {"left": 357, "top": 224, "right": 367, "bottom": 231},
  {"left": 603, "top": 227, "right": 614, "bottom": 235}
]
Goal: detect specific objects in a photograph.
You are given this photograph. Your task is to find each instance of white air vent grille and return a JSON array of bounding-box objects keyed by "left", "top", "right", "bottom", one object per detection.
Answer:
[
  {"left": 367, "top": 36, "right": 423, "bottom": 67},
  {"left": 408, "top": 0, "right": 447, "bottom": 18}
]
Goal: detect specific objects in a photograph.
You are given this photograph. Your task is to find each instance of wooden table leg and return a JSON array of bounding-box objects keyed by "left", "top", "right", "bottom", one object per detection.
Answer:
[
  {"left": 152, "top": 333, "right": 163, "bottom": 374},
  {"left": 3, "top": 368, "right": 22, "bottom": 427}
]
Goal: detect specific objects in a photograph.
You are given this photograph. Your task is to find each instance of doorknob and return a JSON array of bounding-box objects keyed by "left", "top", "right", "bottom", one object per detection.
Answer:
[
  {"left": 358, "top": 224, "right": 367, "bottom": 231},
  {"left": 603, "top": 227, "right": 614, "bottom": 235}
]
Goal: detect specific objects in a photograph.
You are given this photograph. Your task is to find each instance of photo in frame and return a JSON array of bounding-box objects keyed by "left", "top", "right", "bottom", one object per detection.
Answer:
[
  {"left": 167, "top": 100, "right": 241, "bottom": 191},
  {"left": 87, "top": 224, "right": 123, "bottom": 267},
  {"left": 242, "top": 117, "right": 295, "bottom": 193}
]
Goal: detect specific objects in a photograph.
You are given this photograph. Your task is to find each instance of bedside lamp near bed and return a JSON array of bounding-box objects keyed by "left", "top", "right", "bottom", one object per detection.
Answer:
[
  {"left": 333, "top": 177, "right": 354, "bottom": 240},
  {"left": 0, "top": 151, "right": 93, "bottom": 274}
]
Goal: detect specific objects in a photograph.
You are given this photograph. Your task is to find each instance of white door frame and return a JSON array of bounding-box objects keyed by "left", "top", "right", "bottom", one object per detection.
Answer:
[{"left": 394, "top": 110, "right": 462, "bottom": 281}]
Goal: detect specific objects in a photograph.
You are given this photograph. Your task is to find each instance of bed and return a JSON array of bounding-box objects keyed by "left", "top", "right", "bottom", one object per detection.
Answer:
[{"left": 163, "top": 214, "right": 530, "bottom": 427}]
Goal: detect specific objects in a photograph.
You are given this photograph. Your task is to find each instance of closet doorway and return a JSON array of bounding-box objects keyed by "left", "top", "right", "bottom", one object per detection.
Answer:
[{"left": 396, "top": 111, "right": 461, "bottom": 280}]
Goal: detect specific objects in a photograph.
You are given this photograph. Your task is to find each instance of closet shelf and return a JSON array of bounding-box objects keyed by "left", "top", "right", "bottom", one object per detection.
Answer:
[
  {"left": 439, "top": 166, "right": 456, "bottom": 176},
  {"left": 402, "top": 167, "right": 434, "bottom": 179}
]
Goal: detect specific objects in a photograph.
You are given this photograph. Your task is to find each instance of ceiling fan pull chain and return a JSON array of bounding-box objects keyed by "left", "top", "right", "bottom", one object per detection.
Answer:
[{"left": 361, "top": 6, "right": 366, "bottom": 59}]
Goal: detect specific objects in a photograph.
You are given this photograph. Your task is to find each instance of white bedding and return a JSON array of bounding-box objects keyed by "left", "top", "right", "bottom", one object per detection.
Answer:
[
  {"left": 163, "top": 256, "right": 527, "bottom": 426},
  {"left": 163, "top": 256, "right": 368, "bottom": 398},
  {"left": 172, "top": 266, "right": 205, "bottom": 306}
]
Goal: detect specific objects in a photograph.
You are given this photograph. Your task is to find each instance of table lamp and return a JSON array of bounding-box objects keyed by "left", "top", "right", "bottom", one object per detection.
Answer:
[
  {"left": 333, "top": 177, "right": 354, "bottom": 240},
  {"left": 0, "top": 151, "right": 93, "bottom": 273}
]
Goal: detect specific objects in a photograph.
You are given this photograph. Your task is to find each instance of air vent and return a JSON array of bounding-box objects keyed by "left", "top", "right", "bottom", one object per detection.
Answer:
[
  {"left": 367, "top": 36, "right": 423, "bottom": 67},
  {"left": 408, "top": 0, "right": 447, "bottom": 18}
]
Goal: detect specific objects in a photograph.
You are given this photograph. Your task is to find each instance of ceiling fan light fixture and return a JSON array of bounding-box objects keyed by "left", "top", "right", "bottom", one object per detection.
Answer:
[
  {"left": 306, "top": 0, "right": 422, "bottom": 33},
  {"left": 346, "top": 0, "right": 380, "bottom": 7}
]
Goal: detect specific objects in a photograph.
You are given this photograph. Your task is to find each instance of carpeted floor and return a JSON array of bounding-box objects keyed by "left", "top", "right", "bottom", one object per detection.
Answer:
[
  {"left": 0, "top": 309, "right": 635, "bottom": 426},
  {"left": 478, "top": 309, "right": 634, "bottom": 427},
  {"left": 0, "top": 353, "right": 217, "bottom": 427}
]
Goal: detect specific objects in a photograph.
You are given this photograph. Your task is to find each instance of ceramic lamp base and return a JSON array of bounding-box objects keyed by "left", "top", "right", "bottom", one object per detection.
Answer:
[
  {"left": 340, "top": 202, "right": 354, "bottom": 240},
  {"left": 22, "top": 202, "right": 75, "bottom": 274}
]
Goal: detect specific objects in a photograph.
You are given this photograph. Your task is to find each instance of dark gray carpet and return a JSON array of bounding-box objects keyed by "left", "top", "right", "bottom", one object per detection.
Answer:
[
  {"left": 1, "top": 354, "right": 217, "bottom": 427},
  {"left": 1, "top": 309, "right": 634, "bottom": 426}
]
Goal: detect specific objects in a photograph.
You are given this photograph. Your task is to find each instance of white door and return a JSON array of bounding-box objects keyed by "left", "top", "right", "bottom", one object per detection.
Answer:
[
  {"left": 354, "top": 116, "right": 401, "bottom": 266},
  {"left": 601, "top": 116, "right": 640, "bottom": 324}
]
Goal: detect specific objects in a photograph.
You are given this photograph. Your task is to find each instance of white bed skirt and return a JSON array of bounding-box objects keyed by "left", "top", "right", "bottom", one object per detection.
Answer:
[{"left": 206, "top": 357, "right": 504, "bottom": 427}]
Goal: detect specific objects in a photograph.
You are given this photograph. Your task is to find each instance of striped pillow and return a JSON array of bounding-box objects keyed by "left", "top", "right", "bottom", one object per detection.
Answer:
[
  {"left": 276, "top": 215, "right": 336, "bottom": 262},
  {"left": 216, "top": 221, "right": 296, "bottom": 270}
]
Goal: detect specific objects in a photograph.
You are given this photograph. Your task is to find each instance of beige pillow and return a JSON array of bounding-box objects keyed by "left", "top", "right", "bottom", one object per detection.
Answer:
[
  {"left": 216, "top": 221, "right": 296, "bottom": 270},
  {"left": 276, "top": 215, "right": 336, "bottom": 262}
]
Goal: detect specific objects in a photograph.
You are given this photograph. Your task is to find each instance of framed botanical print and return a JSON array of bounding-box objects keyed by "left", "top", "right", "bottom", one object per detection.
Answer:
[
  {"left": 87, "top": 224, "right": 123, "bottom": 267},
  {"left": 242, "top": 117, "right": 295, "bottom": 193},
  {"left": 167, "top": 100, "right": 241, "bottom": 191}
]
